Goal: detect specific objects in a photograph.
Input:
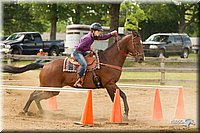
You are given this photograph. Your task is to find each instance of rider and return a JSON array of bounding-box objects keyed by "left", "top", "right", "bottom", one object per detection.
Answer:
[{"left": 73, "top": 22, "right": 118, "bottom": 87}]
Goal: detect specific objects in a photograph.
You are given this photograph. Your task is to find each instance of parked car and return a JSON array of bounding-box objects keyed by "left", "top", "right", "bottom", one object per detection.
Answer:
[
  {"left": 1, "top": 32, "right": 64, "bottom": 56},
  {"left": 0, "top": 42, "right": 11, "bottom": 54},
  {"left": 143, "top": 33, "right": 192, "bottom": 58}
]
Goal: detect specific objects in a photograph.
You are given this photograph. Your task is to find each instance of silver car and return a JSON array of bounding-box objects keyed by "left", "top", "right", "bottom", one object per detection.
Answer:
[{"left": 0, "top": 42, "right": 11, "bottom": 54}]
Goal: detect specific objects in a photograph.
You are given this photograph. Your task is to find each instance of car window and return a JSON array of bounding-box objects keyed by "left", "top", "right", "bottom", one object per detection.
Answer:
[
  {"left": 6, "top": 34, "right": 24, "bottom": 41},
  {"left": 182, "top": 35, "right": 191, "bottom": 43},
  {"left": 174, "top": 35, "right": 182, "bottom": 43},
  {"left": 168, "top": 35, "right": 174, "bottom": 43},
  {"left": 149, "top": 35, "right": 169, "bottom": 42},
  {"left": 24, "top": 34, "right": 34, "bottom": 41}
]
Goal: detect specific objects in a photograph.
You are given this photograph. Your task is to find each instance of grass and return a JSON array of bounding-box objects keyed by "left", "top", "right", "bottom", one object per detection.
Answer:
[
  {"left": 120, "top": 72, "right": 197, "bottom": 80},
  {"left": 123, "top": 53, "right": 198, "bottom": 67},
  {"left": 120, "top": 72, "right": 197, "bottom": 88}
]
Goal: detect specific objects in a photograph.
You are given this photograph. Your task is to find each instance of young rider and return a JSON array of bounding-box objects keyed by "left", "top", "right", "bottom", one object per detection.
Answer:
[{"left": 73, "top": 22, "right": 118, "bottom": 87}]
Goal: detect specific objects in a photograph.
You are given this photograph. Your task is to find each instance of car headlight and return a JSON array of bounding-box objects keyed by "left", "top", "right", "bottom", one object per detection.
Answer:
[
  {"left": 149, "top": 45, "right": 158, "bottom": 49},
  {"left": 5, "top": 44, "right": 11, "bottom": 49}
]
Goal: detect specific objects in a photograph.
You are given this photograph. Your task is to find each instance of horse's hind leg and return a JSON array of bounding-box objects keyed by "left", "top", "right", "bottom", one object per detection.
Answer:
[
  {"left": 23, "top": 91, "right": 59, "bottom": 113},
  {"left": 34, "top": 91, "right": 60, "bottom": 113},
  {"left": 23, "top": 90, "right": 39, "bottom": 113}
]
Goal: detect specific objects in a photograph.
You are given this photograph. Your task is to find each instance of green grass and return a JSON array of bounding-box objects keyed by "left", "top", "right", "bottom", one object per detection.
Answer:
[
  {"left": 121, "top": 72, "right": 197, "bottom": 80},
  {"left": 123, "top": 53, "right": 198, "bottom": 67},
  {"left": 120, "top": 72, "right": 197, "bottom": 88}
]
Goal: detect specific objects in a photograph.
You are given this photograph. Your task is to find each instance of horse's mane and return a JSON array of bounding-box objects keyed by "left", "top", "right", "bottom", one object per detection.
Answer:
[{"left": 103, "top": 34, "right": 131, "bottom": 52}]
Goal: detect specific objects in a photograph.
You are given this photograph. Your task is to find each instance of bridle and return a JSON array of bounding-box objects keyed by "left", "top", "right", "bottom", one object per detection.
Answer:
[
  {"left": 99, "top": 32, "right": 144, "bottom": 71},
  {"left": 116, "top": 33, "right": 144, "bottom": 57}
]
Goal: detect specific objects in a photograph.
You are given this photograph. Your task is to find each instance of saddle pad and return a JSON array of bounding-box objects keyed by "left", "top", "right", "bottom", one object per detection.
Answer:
[{"left": 63, "top": 57, "right": 79, "bottom": 72}]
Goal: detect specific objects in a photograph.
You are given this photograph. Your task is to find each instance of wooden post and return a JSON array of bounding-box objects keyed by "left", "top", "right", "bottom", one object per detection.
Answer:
[
  {"left": 7, "top": 58, "right": 13, "bottom": 80},
  {"left": 160, "top": 58, "right": 165, "bottom": 85}
]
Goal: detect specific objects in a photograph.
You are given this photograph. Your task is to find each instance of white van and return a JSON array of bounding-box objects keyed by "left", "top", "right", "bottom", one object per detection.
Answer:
[{"left": 64, "top": 24, "right": 124, "bottom": 55}]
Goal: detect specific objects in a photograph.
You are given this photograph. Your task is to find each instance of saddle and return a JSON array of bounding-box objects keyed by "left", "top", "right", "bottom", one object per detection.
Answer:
[{"left": 63, "top": 51, "right": 100, "bottom": 72}]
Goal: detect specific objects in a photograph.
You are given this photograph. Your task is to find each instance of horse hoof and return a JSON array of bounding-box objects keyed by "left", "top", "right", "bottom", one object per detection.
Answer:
[
  {"left": 26, "top": 111, "right": 36, "bottom": 116},
  {"left": 123, "top": 113, "right": 129, "bottom": 121},
  {"left": 18, "top": 111, "right": 26, "bottom": 116}
]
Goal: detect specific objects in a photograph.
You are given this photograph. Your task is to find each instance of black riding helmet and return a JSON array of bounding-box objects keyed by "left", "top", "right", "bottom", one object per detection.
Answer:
[{"left": 90, "top": 23, "right": 103, "bottom": 31}]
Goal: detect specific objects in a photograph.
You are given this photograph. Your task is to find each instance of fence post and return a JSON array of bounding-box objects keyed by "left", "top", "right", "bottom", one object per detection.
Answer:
[
  {"left": 160, "top": 58, "right": 165, "bottom": 85},
  {"left": 7, "top": 57, "right": 13, "bottom": 80}
]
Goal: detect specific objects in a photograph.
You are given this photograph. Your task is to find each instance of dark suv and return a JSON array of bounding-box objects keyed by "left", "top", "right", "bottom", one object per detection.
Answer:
[{"left": 143, "top": 33, "right": 192, "bottom": 58}]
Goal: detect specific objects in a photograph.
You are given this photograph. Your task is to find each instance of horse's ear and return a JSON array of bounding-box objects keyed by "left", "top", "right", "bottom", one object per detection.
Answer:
[{"left": 132, "top": 31, "right": 140, "bottom": 37}]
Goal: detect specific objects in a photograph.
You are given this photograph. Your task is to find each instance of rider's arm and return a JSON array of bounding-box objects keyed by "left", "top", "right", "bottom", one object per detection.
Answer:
[{"left": 98, "top": 30, "right": 118, "bottom": 40}]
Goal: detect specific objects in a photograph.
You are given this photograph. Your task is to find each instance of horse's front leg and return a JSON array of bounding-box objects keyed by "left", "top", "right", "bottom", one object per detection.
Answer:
[{"left": 105, "top": 83, "right": 129, "bottom": 119}]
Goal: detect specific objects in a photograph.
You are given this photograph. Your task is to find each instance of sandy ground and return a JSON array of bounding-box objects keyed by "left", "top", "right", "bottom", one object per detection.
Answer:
[{"left": 1, "top": 70, "right": 199, "bottom": 132}]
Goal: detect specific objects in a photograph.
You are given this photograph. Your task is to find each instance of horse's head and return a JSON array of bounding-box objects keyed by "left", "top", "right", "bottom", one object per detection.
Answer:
[{"left": 126, "top": 32, "right": 145, "bottom": 63}]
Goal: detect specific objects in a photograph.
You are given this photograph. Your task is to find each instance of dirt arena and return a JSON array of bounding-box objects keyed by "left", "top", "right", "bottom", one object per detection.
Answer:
[{"left": 1, "top": 70, "right": 198, "bottom": 132}]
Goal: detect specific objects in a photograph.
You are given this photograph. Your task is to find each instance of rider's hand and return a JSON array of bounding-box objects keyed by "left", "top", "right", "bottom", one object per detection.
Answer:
[
  {"left": 110, "top": 30, "right": 118, "bottom": 37},
  {"left": 89, "top": 50, "right": 94, "bottom": 57}
]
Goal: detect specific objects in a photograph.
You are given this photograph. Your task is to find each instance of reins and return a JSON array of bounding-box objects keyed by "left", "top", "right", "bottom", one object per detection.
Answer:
[{"left": 98, "top": 33, "right": 142, "bottom": 71}]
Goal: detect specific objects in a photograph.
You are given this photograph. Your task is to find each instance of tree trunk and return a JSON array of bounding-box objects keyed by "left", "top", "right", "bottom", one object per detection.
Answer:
[
  {"left": 50, "top": 4, "right": 58, "bottom": 40},
  {"left": 179, "top": 4, "right": 186, "bottom": 33},
  {"left": 108, "top": 4, "right": 120, "bottom": 47},
  {"left": 73, "top": 5, "right": 81, "bottom": 24},
  {"left": 50, "top": 17, "right": 57, "bottom": 40}
]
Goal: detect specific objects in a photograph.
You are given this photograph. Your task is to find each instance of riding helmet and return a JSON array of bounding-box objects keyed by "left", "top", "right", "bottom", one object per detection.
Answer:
[{"left": 90, "top": 23, "right": 103, "bottom": 31}]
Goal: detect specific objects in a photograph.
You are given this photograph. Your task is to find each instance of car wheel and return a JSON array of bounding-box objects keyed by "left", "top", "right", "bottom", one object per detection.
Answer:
[
  {"left": 181, "top": 49, "right": 189, "bottom": 58},
  {"left": 49, "top": 47, "right": 59, "bottom": 56},
  {"left": 12, "top": 48, "right": 22, "bottom": 55},
  {"left": 158, "top": 49, "right": 165, "bottom": 58}
]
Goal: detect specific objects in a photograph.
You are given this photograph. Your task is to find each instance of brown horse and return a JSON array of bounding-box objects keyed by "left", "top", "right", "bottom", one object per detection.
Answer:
[{"left": 3, "top": 32, "right": 144, "bottom": 118}]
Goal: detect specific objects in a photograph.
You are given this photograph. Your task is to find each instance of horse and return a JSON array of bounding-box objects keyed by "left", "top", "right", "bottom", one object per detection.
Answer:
[{"left": 2, "top": 32, "right": 144, "bottom": 119}]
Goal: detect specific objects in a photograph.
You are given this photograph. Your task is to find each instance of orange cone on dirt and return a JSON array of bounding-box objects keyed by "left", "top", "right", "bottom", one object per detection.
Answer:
[
  {"left": 48, "top": 96, "right": 57, "bottom": 111},
  {"left": 152, "top": 88, "right": 163, "bottom": 120},
  {"left": 175, "top": 87, "right": 185, "bottom": 118},
  {"left": 110, "top": 89, "right": 122, "bottom": 123},
  {"left": 80, "top": 90, "right": 93, "bottom": 125}
]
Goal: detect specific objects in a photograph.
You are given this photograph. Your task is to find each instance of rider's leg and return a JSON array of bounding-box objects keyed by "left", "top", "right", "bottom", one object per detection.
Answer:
[{"left": 73, "top": 51, "right": 87, "bottom": 87}]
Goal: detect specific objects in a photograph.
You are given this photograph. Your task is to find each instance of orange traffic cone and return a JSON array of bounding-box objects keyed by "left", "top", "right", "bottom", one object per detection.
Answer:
[
  {"left": 175, "top": 87, "right": 185, "bottom": 118},
  {"left": 152, "top": 88, "right": 163, "bottom": 120},
  {"left": 48, "top": 96, "right": 57, "bottom": 111},
  {"left": 110, "top": 89, "right": 122, "bottom": 123},
  {"left": 80, "top": 90, "right": 93, "bottom": 125}
]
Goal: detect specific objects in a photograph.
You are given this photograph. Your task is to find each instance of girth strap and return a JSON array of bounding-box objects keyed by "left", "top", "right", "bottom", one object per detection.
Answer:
[{"left": 99, "top": 63, "right": 122, "bottom": 71}]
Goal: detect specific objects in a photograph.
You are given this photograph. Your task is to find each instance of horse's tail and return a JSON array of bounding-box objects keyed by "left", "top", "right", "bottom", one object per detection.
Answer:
[{"left": 1, "top": 63, "right": 44, "bottom": 74}]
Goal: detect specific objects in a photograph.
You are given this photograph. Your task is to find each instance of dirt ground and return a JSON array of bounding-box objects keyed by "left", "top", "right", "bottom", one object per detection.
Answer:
[{"left": 1, "top": 70, "right": 198, "bottom": 132}]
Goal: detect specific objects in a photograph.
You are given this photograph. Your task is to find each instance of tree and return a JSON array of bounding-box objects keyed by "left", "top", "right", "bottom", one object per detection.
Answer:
[
  {"left": 173, "top": 3, "right": 199, "bottom": 33},
  {"left": 108, "top": 3, "right": 120, "bottom": 46},
  {"left": 121, "top": 2, "right": 147, "bottom": 32},
  {"left": 140, "top": 3, "right": 199, "bottom": 37},
  {"left": 3, "top": 3, "right": 48, "bottom": 36},
  {"left": 31, "top": 3, "right": 71, "bottom": 40}
]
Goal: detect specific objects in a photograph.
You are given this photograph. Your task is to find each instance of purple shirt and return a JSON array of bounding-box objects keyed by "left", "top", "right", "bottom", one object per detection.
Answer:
[{"left": 75, "top": 31, "right": 112, "bottom": 52}]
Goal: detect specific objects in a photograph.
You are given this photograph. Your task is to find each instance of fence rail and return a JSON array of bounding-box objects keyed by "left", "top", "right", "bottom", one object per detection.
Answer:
[
  {"left": 1, "top": 54, "right": 197, "bottom": 62},
  {"left": 2, "top": 54, "right": 198, "bottom": 85}
]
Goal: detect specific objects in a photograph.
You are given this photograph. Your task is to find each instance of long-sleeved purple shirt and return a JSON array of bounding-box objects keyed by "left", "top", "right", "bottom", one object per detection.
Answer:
[{"left": 74, "top": 31, "right": 112, "bottom": 52}]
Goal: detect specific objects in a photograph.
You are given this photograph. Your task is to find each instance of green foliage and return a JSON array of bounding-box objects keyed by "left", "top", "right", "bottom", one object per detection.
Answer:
[
  {"left": 3, "top": 3, "right": 48, "bottom": 36},
  {"left": 140, "top": 3, "right": 199, "bottom": 36},
  {"left": 121, "top": 1, "right": 147, "bottom": 31},
  {"left": 3, "top": 2, "right": 198, "bottom": 38}
]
